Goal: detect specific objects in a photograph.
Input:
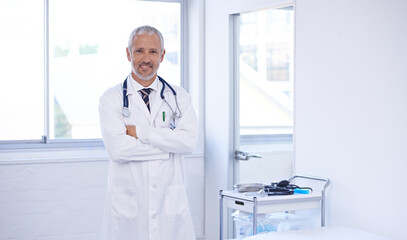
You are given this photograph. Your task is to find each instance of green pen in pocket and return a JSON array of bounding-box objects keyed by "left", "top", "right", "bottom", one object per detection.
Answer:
[{"left": 162, "top": 111, "right": 165, "bottom": 122}]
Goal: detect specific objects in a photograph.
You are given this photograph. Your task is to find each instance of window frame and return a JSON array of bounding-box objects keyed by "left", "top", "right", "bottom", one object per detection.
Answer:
[{"left": 0, "top": 0, "right": 187, "bottom": 149}]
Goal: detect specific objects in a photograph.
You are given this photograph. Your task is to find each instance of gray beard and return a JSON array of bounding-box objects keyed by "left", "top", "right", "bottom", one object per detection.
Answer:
[{"left": 134, "top": 65, "right": 160, "bottom": 81}]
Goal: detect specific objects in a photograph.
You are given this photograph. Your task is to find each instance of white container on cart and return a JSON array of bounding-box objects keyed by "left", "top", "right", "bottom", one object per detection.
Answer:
[{"left": 232, "top": 211, "right": 312, "bottom": 239}]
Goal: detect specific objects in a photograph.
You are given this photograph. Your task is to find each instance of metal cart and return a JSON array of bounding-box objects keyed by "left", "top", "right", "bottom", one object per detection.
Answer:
[{"left": 220, "top": 174, "right": 330, "bottom": 240}]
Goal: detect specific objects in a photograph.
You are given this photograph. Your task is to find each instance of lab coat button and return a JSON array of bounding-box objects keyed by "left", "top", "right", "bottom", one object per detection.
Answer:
[
  {"left": 152, "top": 214, "right": 156, "bottom": 219},
  {"left": 152, "top": 184, "right": 157, "bottom": 189}
]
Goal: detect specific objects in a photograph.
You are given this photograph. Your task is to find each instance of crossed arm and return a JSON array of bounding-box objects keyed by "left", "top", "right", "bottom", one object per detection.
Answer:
[
  {"left": 99, "top": 85, "right": 198, "bottom": 162},
  {"left": 124, "top": 91, "right": 198, "bottom": 154},
  {"left": 126, "top": 126, "right": 137, "bottom": 138}
]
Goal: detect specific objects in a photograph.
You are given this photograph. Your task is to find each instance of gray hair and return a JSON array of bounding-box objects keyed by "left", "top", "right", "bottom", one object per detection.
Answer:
[{"left": 127, "top": 25, "right": 164, "bottom": 54}]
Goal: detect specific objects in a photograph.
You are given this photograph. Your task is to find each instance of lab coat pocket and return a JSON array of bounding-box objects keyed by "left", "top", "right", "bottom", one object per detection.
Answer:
[
  {"left": 155, "top": 110, "right": 171, "bottom": 129},
  {"left": 164, "top": 184, "right": 189, "bottom": 218},
  {"left": 111, "top": 187, "right": 138, "bottom": 219}
]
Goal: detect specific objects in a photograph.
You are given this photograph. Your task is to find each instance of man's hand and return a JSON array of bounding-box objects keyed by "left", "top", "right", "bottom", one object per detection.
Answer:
[{"left": 126, "top": 125, "right": 137, "bottom": 138}]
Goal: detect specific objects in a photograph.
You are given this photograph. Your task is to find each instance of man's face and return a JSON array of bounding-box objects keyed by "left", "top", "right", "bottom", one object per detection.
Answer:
[{"left": 127, "top": 33, "right": 165, "bottom": 83}]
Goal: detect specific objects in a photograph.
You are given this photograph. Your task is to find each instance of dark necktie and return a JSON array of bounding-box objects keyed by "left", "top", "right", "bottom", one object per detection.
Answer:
[{"left": 139, "top": 88, "right": 152, "bottom": 112}]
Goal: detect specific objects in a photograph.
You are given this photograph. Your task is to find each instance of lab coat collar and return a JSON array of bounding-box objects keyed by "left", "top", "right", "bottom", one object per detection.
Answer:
[
  {"left": 127, "top": 74, "right": 159, "bottom": 95},
  {"left": 127, "top": 74, "right": 162, "bottom": 120}
]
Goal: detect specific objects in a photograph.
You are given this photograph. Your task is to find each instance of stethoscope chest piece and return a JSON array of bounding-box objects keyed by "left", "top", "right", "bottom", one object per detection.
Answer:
[
  {"left": 122, "top": 107, "right": 130, "bottom": 117},
  {"left": 169, "top": 113, "right": 177, "bottom": 130}
]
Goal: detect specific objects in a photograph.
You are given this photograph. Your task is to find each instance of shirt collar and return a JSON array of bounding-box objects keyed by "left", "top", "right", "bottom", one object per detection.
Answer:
[{"left": 127, "top": 74, "right": 158, "bottom": 95}]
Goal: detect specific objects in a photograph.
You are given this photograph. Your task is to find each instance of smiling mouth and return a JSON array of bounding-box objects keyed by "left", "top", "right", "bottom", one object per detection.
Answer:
[
  {"left": 139, "top": 63, "right": 153, "bottom": 72},
  {"left": 139, "top": 62, "right": 153, "bottom": 68}
]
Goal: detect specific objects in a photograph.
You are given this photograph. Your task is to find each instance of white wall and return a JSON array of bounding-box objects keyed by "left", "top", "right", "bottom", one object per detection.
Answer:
[
  {"left": 294, "top": 0, "right": 407, "bottom": 239},
  {"left": 0, "top": 149, "right": 108, "bottom": 240},
  {"left": 0, "top": 150, "right": 204, "bottom": 239}
]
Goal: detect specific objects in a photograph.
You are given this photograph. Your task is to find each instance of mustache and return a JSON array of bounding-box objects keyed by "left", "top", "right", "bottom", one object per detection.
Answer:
[{"left": 138, "top": 62, "right": 153, "bottom": 67}]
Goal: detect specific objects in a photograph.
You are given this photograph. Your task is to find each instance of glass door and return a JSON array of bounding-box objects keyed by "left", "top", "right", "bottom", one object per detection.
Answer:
[{"left": 233, "top": 6, "right": 295, "bottom": 185}]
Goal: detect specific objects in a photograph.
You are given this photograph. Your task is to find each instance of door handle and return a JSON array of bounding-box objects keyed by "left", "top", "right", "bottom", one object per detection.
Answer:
[{"left": 235, "top": 150, "right": 262, "bottom": 161}]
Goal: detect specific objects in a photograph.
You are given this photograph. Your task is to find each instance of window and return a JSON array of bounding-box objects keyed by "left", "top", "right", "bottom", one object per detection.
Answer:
[
  {"left": 0, "top": 0, "right": 183, "bottom": 144},
  {"left": 239, "top": 7, "right": 294, "bottom": 138},
  {"left": 0, "top": 0, "right": 44, "bottom": 141}
]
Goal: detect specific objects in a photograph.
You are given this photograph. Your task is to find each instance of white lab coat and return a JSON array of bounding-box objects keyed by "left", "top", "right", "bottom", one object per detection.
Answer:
[{"left": 99, "top": 75, "right": 198, "bottom": 240}]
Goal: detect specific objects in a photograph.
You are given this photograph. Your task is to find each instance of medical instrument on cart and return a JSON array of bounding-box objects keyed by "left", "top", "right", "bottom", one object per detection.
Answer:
[
  {"left": 122, "top": 75, "right": 182, "bottom": 129},
  {"left": 264, "top": 180, "right": 313, "bottom": 195},
  {"left": 234, "top": 183, "right": 265, "bottom": 193},
  {"left": 234, "top": 180, "right": 313, "bottom": 196}
]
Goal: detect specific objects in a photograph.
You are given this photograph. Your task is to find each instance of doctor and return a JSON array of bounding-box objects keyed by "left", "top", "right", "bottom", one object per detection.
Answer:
[{"left": 99, "top": 26, "right": 198, "bottom": 240}]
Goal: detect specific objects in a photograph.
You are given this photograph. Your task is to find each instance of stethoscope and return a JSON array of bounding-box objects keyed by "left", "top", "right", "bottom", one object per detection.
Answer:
[{"left": 122, "top": 75, "right": 182, "bottom": 130}]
